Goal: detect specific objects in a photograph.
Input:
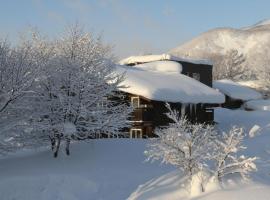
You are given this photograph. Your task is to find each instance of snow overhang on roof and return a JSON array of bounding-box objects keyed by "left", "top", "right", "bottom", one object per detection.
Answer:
[
  {"left": 213, "top": 79, "right": 262, "bottom": 101},
  {"left": 132, "top": 61, "right": 183, "bottom": 74},
  {"left": 119, "top": 54, "right": 213, "bottom": 66},
  {"left": 114, "top": 65, "right": 225, "bottom": 104}
]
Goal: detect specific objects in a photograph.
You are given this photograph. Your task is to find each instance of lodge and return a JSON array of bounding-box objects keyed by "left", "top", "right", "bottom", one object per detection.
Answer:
[{"left": 116, "top": 54, "right": 225, "bottom": 138}]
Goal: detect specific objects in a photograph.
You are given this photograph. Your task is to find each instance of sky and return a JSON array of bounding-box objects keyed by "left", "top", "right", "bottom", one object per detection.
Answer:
[{"left": 0, "top": 0, "right": 270, "bottom": 59}]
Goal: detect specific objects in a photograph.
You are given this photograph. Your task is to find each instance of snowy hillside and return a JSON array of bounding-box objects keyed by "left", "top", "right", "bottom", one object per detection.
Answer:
[{"left": 169, "top": 19, "right": 270, "bottom": 71}]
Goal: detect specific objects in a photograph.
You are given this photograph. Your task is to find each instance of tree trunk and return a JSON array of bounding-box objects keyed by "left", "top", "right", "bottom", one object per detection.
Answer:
[
  {"left": 66, "top": 138, "right": 70, "bottom": 156},
  {"left": 50, "top": 136, "right": 56, "bottom": 151},
  {"left": 54, "top": 136, "right": 61, "bottom": 158}
]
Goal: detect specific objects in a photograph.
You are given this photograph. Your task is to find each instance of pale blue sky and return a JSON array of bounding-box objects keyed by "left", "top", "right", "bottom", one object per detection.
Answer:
[{"left": 1, "top": 0, "right": 270, "bottom": 58}]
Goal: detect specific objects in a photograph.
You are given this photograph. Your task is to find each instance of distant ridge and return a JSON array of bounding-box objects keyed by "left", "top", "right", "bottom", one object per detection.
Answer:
[{"left": 169, "top": 19, "right": 270, "bottom": 71}]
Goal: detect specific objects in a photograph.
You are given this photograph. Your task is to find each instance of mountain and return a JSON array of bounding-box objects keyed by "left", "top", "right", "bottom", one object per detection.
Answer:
[{"left": 169, "top": 19, "right": 270, "bottom": 70}]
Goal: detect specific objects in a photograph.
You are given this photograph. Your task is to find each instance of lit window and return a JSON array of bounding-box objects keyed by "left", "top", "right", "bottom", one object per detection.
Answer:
[
  {"left": 131, "top": 97, "right": 140, "bottom": 108},
  {"left": 130, "top": 128, "right": 142, "bottom": 138}
]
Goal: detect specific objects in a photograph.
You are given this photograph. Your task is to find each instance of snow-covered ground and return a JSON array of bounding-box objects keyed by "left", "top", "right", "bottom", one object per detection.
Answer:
[
  {"left": 1, "top": 108, "right": 270, "bottom": 200},
  {"left": 0, "top": 140, "right": 173, "bottom": 200},
  {"left": 244, "top": 99, "right": 270, "bottom": 111},
  {"left": 129, "top": 108, "right": 270, "bottom": 200}
]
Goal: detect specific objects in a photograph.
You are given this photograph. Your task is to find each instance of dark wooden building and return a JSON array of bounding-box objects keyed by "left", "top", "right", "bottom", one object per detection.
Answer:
[
  {"left": 118, "top": 54, "right": 225, "bottom": 138},
  {"left": 126, "top": 94, "right": 217, "bottom": 138},
  {"left": 213, "top": 79, "right": 262, "bottom": 110}
]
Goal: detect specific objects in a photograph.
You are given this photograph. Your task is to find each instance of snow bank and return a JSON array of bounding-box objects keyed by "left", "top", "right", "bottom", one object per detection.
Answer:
[
  {"left": 213, "top": 79, "right": 262, "bottom": 101},
  {"left": 119, "top": 54, "right": 212, "bottom": 65},
  {"left": 133, "top": 60, "right": 182, "bottom": 74},
  {"left": 128, "top": 170, "right": 270, "bottom": 200},
  {"left": 116, "top": 65, "right": 225, "bottom": 104},
  {"left": 244, "top": 99, "right": 270, "bottom": 111}
]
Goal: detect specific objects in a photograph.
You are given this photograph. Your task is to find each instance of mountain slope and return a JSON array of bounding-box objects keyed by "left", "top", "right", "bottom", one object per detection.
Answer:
[{"left": 169, "top": 19, "right": 270, "bottom": 70}]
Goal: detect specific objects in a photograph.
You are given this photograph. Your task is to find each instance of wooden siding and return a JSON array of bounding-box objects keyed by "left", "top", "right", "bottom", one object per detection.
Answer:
[
  {"left": 178, "top": 61, "right": 213, "bottom": 87},
  {"left": 127, "top": 93, "right": 216, "bottom": 138}
]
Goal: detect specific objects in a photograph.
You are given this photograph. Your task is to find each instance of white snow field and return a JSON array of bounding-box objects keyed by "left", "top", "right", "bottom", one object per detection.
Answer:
[
  {"left": 0, "top": 140, "right": 174, "bottom": 200},
  {"left": 1, "top": 108, "right": 270, "bottom": 200}
]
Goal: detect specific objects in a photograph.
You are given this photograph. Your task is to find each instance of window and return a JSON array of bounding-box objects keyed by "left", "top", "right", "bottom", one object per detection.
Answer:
[
  {"left": 192, "top": 73, "right": 200, "bottom": 81},
  {"left": 131, "top": 96, "right": 140, "bottom": 108},
  {"left": 130, "top": 128, "right": 142, "bottom": 138}
]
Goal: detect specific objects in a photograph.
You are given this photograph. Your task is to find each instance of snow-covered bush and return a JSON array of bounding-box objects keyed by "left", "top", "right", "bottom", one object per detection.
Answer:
[
  {"left": 213, "top": 126, "right": 257, "bottom": 182},
  {"left": 145, "top": 104, "right": 257, "bottom": 194},
  {"left": 145, "top": 103, "right": 217, "bottom": 192}
]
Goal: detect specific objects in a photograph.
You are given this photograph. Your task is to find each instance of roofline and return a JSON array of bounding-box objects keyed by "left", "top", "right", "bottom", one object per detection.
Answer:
[{"left": 119, "top": 54, "right": 213, "bottom": 66}]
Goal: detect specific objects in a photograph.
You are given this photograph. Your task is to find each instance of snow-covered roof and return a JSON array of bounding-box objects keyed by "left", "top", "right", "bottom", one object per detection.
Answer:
[
  {"left": 115, "top": 65, "right": 225, "bottom": 104},
  {"left": 132, "top": 61, "right": 183, "bottom": 74},
  {"left": 213, "top": 79, "right": 262, "bottom": 101},
  {"left": 244, "top": 99, "right": 270, "bottom": 111},
  {"left": 119, "top": 54, "right": 212, "bottom": 66}
]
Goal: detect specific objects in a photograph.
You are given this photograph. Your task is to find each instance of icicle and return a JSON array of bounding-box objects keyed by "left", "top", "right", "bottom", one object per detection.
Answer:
[
  {"left": 194, "top": 104, "right": 197, "bottom": 117},
  {"left": 189, "top": 104, "right": 193, "bottom": 116},
  {"left": 181, "top": 103, "right": 187, "bottom": 117}
]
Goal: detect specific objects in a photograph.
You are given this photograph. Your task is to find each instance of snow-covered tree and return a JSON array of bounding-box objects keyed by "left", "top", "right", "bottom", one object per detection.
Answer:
[
  {"left": 145, "top": 105, "right": 257, "bottom": 194},
  {"left": 212, "top": 49, "right": 249, "bottom": 81},
  {"left": 256, "top": 47, "right": 270, "bottom": 94},
  {"left": 34, "top": 24, "right": 132, "bottom": 157},
  {"left": 213, "top": 126, "right": 257, "bottom": 182},
  {"left": 0, "top": 32, "right": 51, "bottom": 154},
  {"left": 145, "top": 103, "right": 216, "bottom": 192}
]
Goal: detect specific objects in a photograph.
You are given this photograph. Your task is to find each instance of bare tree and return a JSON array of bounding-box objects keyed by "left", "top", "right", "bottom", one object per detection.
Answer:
[
  {"left": 212, "top": 49, "right": 248, "bottom": 81},
  {"left": 256, "top": 47, "right": 270, "bottom": 94}
]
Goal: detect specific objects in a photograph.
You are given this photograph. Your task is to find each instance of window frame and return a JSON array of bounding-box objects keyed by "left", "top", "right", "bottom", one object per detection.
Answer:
[
  {"left": 129, "top": 128, "right": 142, "bottom": 138},
  {"left": 131, "top": 96, "right": 140, "bottom": 108}
]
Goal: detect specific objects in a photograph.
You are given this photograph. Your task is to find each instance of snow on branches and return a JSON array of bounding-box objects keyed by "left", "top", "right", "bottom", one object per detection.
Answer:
[
  {"left": 145, "top": 104, "right": 257, "bottom": 194},
  {"left": 213, "top": 126, "right": 257, "bottom": 182},
  {"left": 0, "top": 32, "right": 52, "bottom": 154},
  {"left": 145, "top": 103, "right": 215, "bottom": 178},
  {"left": 34, "top": 24, "right": 132, "bottom": 157},
  {"left": 0, "top": 25, "right": 132, "bottom": 156},
  {"left": 212, "top": 49, "right": 249, "bottom": 81}
]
